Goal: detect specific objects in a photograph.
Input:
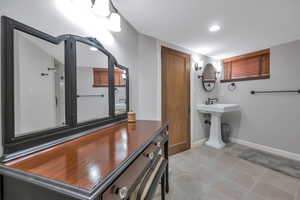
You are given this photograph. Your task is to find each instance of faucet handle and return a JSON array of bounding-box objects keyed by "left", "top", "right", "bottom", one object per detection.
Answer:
[
  {"left": 205, "top": 99, "right": 210, "bottom": 105},
  {"left": 208, "top": 97, "right": 218, "bottom": 104}
]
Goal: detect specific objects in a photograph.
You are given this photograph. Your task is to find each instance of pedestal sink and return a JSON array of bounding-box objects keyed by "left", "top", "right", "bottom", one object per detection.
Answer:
[{"left": 197, "top": 104, "right": 240, "bottom": 149}]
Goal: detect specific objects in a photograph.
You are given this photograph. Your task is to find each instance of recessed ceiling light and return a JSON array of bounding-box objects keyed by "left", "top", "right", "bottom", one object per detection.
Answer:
[
  {"left": 90, "top": 47, "right": 98, "bottom": 51},
  {"left": 209, "top": 25, "right": 221, "bottom": 32}
]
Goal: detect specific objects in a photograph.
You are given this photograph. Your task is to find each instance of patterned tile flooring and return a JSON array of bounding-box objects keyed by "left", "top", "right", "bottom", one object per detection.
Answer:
[{"left": 154, "top": 143, "right": 300, "bottom": 200}]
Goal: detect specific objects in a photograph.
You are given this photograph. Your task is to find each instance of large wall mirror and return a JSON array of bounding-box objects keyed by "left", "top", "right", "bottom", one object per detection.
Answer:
[
  {"left": 13, "top": 30, "right": 66, "bottom": 137},
  {"left": 76, "top": 41, "right": 110, "bottom": 123},
  {"left": 114, "top": 64, "right": 129, "bottom": 115},
  {"left": 1, "top": 16, "right": 129, "bottom": 159}
]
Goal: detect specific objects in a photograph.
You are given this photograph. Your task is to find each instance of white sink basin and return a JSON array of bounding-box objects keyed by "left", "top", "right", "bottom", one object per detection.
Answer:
[
  {"left": 197, "top": 104, "right": 240, "bottom": 114},
  {"left": 197, "top": 103, "right": 240, "bottom": 149}
]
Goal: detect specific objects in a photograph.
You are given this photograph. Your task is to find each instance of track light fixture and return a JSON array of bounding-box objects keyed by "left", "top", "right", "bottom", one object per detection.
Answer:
[
  {"left": 91, "top": 0, "right": 110, "bottom": 17},
  {"left": 90, "top": 0, "right": 121, "bottom": 32}
]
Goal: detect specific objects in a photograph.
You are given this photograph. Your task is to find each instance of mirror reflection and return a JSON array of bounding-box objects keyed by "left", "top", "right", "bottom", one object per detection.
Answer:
[
  {"left": 202, "top": 63, "right": 217, "bottom": 82},
  {"left": 14, "top": 30, "right": 66, "bottom": 136},
  {"left": 202, "top": 63, "right": 217, "bottom": 92},
  {"left": 114, "top": 65, "right": 127, "bottom": 115},
  {"left": 76, "top": 42, "right": 109, "bottom": 122}
]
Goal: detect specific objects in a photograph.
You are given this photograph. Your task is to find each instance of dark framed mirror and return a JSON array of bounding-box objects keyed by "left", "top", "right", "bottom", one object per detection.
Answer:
[
  {"left": 1, "top": 16, "right": 73, "bottom": 154},
  {"left": 1, "top": 16, "right": 129, "bottom": 160},
  {"left": 202, "top": 63, "right": 217, "bottom": 92},
  {"left": 75, "top": 39, "right": 111, "bottom": 123},
  {"left": 114, "top": 64, "right": 129, "bottom": 116},
  {"left": 13, "top": 30, "right": 68, "bottom": 136}
]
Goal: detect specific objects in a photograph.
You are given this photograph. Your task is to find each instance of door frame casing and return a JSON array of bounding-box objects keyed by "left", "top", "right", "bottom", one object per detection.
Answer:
[{"left": 161, "top": 46, "right": 191, "bottom": 155}]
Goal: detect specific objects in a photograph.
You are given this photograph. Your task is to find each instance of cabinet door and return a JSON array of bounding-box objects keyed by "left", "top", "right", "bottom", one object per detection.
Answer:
[
  {"left": 93, "top": 68, "right": 109, "bottom": 87},
  {"left": 3, "top": 176, "right": 79, "bottom": 200},
  {"left": 114, "top": 69, "right": 126, "bottom": 87},
  {"left": 114, "top": 69, "right": 121, "bottom": 86}
]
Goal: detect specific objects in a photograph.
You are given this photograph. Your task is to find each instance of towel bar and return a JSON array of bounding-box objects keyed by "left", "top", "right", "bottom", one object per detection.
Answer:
[{"left": 250, "top": 89, "right": 300, "bottom": 94}]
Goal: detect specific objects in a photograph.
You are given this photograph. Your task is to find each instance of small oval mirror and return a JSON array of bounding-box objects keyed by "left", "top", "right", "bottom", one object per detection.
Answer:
[{"left": 202, "top": 63, "right": 217, "bottom": 92}]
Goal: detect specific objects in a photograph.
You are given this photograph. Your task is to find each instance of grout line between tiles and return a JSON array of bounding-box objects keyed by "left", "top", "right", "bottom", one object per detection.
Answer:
[
  {"left": 170, "top": 143, "right": 300, "bottom": 200},
  {"left": 240, "top": 162, "right": 272, "bottom": 200}
]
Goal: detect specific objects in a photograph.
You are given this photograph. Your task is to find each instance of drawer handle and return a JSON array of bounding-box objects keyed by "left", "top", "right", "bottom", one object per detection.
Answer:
[
  {"left": 146, "top": 152, "right": 154, "bottom": 160},
  {"left": 155, "top": 141, "right": 161, "bottom": 146},
  {"left": 115, "top": 186, "right": 128, "bottom": 199}
]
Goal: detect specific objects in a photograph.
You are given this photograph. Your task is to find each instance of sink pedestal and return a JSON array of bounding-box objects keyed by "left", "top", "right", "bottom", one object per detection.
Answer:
[
  {"left": 205, "top": 113, "right": 225, "bottom": 149},
  {"left": 197, "top": 103, "right": 240, "bottom": 149}
]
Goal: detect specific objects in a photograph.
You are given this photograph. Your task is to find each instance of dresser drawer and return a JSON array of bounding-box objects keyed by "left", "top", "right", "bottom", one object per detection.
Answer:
[
  {"left": 137, "top": 156, "right": 164, "bottom": 200},
  {"left": 102, "top": 142, "right": 161, "bottom": 200}
]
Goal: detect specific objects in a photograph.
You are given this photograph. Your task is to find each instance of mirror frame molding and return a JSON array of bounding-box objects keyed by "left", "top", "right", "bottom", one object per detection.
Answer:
[{"left": 1, "top": 16, "right": 129, "bottom": 161}]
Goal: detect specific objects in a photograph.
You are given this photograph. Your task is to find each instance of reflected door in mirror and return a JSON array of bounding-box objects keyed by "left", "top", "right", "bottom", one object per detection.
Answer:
[{"left": 13, "top": 30, "right": 66, "bottom": 137}]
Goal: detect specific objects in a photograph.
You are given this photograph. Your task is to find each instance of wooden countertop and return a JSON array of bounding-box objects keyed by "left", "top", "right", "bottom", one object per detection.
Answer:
[{"left": 3, "top": 120, "right": 164, "bottom": 191}]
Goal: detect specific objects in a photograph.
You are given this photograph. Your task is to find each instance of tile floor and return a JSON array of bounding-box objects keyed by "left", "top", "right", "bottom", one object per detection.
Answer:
[{"left": 154, "top": 143, "right": 300, "bottom": 200}]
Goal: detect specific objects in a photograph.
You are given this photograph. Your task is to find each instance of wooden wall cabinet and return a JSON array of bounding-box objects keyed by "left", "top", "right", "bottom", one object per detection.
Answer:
[
  {"left": 114, "top": 69, "right": 126, "bottom": 87},
  {"left": 93, "top": 68, "right": 125, "bottom": 87},
  {"left": 93, "top": 68, "right": 109, "bottom": 87},
  {"left": 222, "top": 49, "right": 270, "bottom": 82}
]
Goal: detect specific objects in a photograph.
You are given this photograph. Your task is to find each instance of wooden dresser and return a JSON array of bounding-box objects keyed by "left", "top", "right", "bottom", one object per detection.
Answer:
[{"left": 0, "top": 120, "right": 169, "bottom": 200}]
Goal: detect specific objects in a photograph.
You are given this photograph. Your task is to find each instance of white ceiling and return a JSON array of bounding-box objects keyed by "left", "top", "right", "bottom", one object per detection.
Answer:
[{"left": 115, "top": 0, "right": 300, "bottom": 59}]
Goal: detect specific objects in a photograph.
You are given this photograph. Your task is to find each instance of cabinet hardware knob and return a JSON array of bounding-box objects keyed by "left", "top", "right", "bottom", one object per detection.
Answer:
[
  {"left": 155, "top": 141, "right": 161, "bottom": 146},
  {"left": 147, "top": 152, "right": 154, "bottom": 160},
  {"left": 115, "top": 186, "right": 128, "bottom": 199}
]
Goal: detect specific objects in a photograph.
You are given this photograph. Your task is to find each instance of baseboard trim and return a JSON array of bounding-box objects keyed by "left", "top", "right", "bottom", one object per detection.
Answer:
[
  {"left": 191, "top": 138, "right": 207, "bottom": 148},
  {"left": 230, "top": 137, "right": 300, "bottom": 162}
]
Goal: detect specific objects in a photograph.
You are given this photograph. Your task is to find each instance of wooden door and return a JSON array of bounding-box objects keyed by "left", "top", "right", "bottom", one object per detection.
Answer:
[{"left": 161, "top": 46, "right": 190, "bottom": 155}]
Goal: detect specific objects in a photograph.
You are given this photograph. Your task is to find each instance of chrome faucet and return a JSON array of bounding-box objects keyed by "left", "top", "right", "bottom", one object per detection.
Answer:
[{"left": 205, "top": 97, "right": 218, "bottom": 105}]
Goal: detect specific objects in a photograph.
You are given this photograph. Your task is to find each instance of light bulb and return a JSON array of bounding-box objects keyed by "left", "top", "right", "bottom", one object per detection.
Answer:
[
  {"left": 90, "top": 47, "right": 98, "bottom": 51},
  {"left": 209, "top": 25, "right": 221, "bottom": 32},
  {"left": 92, "top": 0, "right": 111, "bottom": 17},
  {"left": 109, "top": 12, "right": 121, "bottom": 32}
]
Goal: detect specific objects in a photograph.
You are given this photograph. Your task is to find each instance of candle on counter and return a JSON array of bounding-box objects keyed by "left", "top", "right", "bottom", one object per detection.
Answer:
[{"left": 127, "top": 111, "right": 136, "bottom": 123}]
